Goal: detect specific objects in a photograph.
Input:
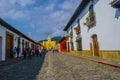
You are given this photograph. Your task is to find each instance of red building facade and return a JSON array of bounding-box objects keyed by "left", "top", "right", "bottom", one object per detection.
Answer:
[{"left": 59, "top": 37, "right": 68, "bottom": 53}]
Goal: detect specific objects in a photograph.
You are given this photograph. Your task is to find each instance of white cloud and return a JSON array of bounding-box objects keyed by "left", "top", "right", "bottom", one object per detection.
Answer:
[
  {"left": 9, "top": 10, "right": 26, "bottom": 19},
  {"left": 60, "top": 0, "right": 80, "bottom": 10},
  {"left": 19, "top": 0, "right": 35, "bottom": 7},
  {"left": 27, "top": 32, "right": 32, "bottom": 37},
  {"left": 50, "top": 28, "right": 65, "bottom": 37},
  {"left": 50, "top": 11, "right": 63, "bottom": 18},
  {"left": 0, "top": 0, "right": 80, "bottom": 41},
  {"left": 0, "top": 0, "right": 31, "bottom": 19},
  {"left": 60, "top": 0, "right": 73, "bottom": 10},
  {"left": 45, "top": 4, "right": 55, "bottom": 11},
  {"left": 1, "top": 10, "right": 26, "bottom": 20},
  {"left": 9, "top": 0, "right": 35, "bottom": 7},
  {"left": 49, "top": 10, "right": 71, "bottom": 21}
]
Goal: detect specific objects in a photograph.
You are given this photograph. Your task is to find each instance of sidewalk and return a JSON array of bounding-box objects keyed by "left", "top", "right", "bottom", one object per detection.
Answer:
[
  {"left": 63, "top": 53, "right": 120, "bottom": 68},
  {"left": 0, "top": 57, "right": 23, "bottom": 67}
]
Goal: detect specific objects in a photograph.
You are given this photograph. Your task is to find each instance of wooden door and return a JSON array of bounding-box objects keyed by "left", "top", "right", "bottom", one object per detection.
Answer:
[
  {"left": 76, "top": 38, "right": 82, "bottom": 51},
  {"left": 6, "top": 33, "right": 13, "bottom": 58},
  {"left": 91, "top": 34, "right": 99, "bottom": 56},
  {"left": 90, "top": 42, "right": 93, "bottom": 56}
]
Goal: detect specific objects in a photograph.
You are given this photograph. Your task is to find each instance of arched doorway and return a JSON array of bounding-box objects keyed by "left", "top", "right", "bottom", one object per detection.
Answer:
[
  {"left": 6, "top": 32, "right": 13, "bottom": 58},
  {"left": 91, "top": 34, "right": 99, "bottom": 56},
  {"left": 76, "top": 37, "right": 82, "bottom": 51}
]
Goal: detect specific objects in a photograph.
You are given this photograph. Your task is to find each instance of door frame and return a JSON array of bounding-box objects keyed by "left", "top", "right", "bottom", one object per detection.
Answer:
[
  {"left": 91, "top": 34, "right": 99, "bottom": 56},
  {"left": 6, "top": 32, "right": 14, "bottom": 59}
]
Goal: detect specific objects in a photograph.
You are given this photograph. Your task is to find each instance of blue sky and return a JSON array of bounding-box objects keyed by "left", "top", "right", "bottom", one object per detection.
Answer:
[{"left": 0, "top": 0, "right": 80, "bottom": 41}]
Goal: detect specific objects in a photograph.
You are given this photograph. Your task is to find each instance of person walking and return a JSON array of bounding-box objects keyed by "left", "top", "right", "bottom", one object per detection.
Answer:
[
  {"left": 22, "top": 48, "right": 26, "bottom": 59},
  {"left": 35, "top": 48, "right": 39, "bottom": 56},
  {"left": 26, "top": 47, "right": 32, "bottom": 59},
  {"left": 28, "top": 48, "right": 32, "bottom": 59},
  {"left": 16, "top": 47, "right": 20, "bottom": 58},
  {"left": 12, "top": 47, "right": 16, "bottom": 58},
  {"left": 32, "top": 49, "right": 35, "bottom": 56},
  {"left": 39, "top": 49, "right": 42, "bottom": 57}
]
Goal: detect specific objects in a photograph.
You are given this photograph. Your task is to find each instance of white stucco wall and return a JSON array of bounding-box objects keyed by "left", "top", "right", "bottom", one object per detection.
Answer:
[
  {"left": 67, "top": 24, "right": 79, "bottom": 51},
  {"left": 0, "top": 22, "right": 37, "bottom": 61},
  {"left": 72, "top": 24, "right": 78, "bottom": 50},
  {"left": 0, "top": 25, "right": 6, "bottom": 61},
  {"left": 68, "top": 30, "right": 71, "bottom": 51},
  {"left": 80, "top": 0, "right": 120, "bottom": 50}
]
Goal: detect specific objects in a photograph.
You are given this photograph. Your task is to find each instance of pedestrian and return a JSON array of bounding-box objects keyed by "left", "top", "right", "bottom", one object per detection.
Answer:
[
  {"left": 35, "top": 48, "right": 39, "bottom": 56},
  {"left": 28, "top": 48, "right": 32, "bottom": 59},
  {"left": 16, "top": 46, "right": 20, "bottom": 58},
  {"left": 39, "top": 49, "right": 42, "bottom": 57},
  {"left": 32, "top": 49, "right": 35, "bottom": 56},
  {"left": 26, "top": 47, "right": 32, "bottom": 59},
  {"left": 12, "top": 47, "right": 16, "bottom": 58},
  {"left": 22, "top": 48, "right": 26, "bottom": 59}
]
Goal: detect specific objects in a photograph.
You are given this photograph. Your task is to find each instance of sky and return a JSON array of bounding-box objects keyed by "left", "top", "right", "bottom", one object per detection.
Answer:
[{"left": 0, "top": 0, "right": 80, "bottom": 41}]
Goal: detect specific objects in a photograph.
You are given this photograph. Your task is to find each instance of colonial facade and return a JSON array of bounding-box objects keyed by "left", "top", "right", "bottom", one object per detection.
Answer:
[
  {"left": 59, "top": 37, "right": 68, "bottom": 53},
  {"left": 41, "top": 36, "right": 56, "bottom": 50},
  {"left": 64, "top": 0, "right": 120, "bottom": 61},
  {"left": 0, "top": 18, "right": 39, "bottom": 61}
]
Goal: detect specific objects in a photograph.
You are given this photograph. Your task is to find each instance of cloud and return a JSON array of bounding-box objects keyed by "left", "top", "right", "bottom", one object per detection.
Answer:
[
  {"left": 0, "top": 0, "right": 81, "bottom": 41},
  {"left": 50, "top": 28, "right": 65, "bottom": 37},
  {"left": 9, "top": 0, "right": 35, "bottom": 7},
  {"left": 45, "top": 3, "right": 55, "bottom": 11},
  {"left": 60, "top": 0, "right": 80, "bottom": 10},
  {"left": 49, "top": 10, "right": 71, "bottom": 22},
  {"left": 0, "top": 0, "right": 32, "bottom": 20},
  {"left": 27, "top": 32, "right": 32, "bottom": 36},
  {"left": 60, "top": 0, "right": 73, "bottom": 10},
  {"left": 8, "top": 10, "right": 26, "bottom": 19}
]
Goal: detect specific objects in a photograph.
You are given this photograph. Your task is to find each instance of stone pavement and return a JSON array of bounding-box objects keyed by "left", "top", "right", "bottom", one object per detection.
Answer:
[
  {"left": 0, "top": 51, "right": 120, "bottom": 80},
  {"left": 38, "top": 51, "right": 120, "bottom": 80},
  {"left": 0, "top": 53, "right": 47, "bottom": 80},
  {"left": 64, "top": 53, "right": 120, "bottom": 68},
  {"left": 0, "top": 57, "right": 23, "bottom": 66}
]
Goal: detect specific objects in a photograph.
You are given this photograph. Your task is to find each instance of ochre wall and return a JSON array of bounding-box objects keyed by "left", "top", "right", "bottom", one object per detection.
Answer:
[
  {"left": 82, "top": 50, "right": 120, "bottom": 61},
  {"left": 69, "top": 50, "right": 120, "bottom": 61}
]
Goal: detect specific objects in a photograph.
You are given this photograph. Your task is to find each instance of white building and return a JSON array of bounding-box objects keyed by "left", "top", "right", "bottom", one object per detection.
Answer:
[
  {"left": 64, "top": 0, "right": 120, "bottom": 60},
  {"left": 0, "top": 18, "right": 39, "bottom": 61}
]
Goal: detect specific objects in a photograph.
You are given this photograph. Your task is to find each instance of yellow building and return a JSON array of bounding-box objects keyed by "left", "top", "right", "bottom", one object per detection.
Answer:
[{"left": 41, "top": 36, "right": 56, "bottom": 50}]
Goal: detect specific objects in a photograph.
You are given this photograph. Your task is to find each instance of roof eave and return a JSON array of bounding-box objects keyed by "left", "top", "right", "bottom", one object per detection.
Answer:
[
  {"left": 63, "top": 0, "right": 90, "bottom": 31},
  {"left": 0, "top": 18, "right": 37, "bottom": 44}
]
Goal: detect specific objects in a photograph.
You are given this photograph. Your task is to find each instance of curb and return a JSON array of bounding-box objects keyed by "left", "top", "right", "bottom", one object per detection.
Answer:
[{"left": 62, "top": 53, "right": 120, "bottom": 69}]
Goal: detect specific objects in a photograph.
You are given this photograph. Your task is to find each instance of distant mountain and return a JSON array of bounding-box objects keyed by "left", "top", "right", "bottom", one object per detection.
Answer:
[
  {"left": 38, "top": 36, "right": 63, "bottom": 43},
  {"left": 51, "top": 36, "right": 63, "bottom": 43},
  {"left": 51, "top": 36, "right": 62, "bottom": 40},
  {"left": 38, "top": 40, "right": 47, "bottom": 43}
]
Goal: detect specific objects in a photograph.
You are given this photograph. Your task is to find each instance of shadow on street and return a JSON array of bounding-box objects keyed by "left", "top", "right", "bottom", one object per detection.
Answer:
[{"left": 0, "top": 51, "right": 48, "bottom": 80}]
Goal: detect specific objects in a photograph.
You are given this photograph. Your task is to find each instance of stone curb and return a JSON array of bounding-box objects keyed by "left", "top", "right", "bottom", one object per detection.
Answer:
[{"left": 62, "top": 53, "right": 120, "bottom": 69}]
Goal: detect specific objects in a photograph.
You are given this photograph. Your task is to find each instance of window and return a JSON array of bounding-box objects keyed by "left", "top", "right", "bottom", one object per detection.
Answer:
[
  {"left": 83, "top": 4, "right": 96, "bottom": 30},
  {"left": 89, "top": 4, "right": 95, "bottom": 24}
]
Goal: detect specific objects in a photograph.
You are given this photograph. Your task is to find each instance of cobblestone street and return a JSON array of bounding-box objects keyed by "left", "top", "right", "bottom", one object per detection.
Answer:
[{"left": 0, "top": 51, "right": 120, "bottom": 80}]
